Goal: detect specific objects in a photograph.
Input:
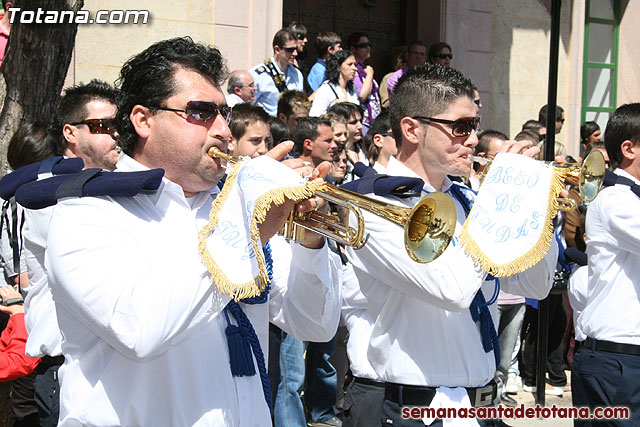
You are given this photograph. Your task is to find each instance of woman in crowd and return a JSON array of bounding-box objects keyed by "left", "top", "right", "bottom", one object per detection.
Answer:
[
  {"left": 362, "top": 110, "right": 396, "bottom": 173},
  {"left": 309, "top": 50, "right": 359, "bottom": 117},
  {"left": 428, "top": 41, "right": 453, "bottom": 67},
  {"left": 580, "top": 120, "right": 601, "bottom": 153},
  {"left": 347, "top": 32, "right": 380, "bottom": 134}
]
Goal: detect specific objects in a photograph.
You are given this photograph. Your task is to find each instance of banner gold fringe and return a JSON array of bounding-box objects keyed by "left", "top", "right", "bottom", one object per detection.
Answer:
[
  {"left": 198, "top": 160, "right": 323, "bottom": 301},
  {"left": 459, "top": 167, "right": 566, "bottom": 277}
]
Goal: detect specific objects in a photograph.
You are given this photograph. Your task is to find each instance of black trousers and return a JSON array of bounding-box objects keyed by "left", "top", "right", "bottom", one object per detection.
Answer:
[
  {"left": 343, "top": 378, "right": 385, "bottom": 427},
  {"left": 33, "top": 362, "right": 61, "bottom": 427},
  {"left": 572, "top": 345, "right": 640, "bottom": 426},
  {"left": 521, "top": 294, "right": 567, "bottom": 387}
]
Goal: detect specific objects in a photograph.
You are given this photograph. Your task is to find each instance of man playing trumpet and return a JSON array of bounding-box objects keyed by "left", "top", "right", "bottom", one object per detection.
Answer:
[
  {"left": 345, "top": 64, "right": 558, "bottom": 426},
  {"left": 43, "top": 37, "right": 342, "bottom": 427}
]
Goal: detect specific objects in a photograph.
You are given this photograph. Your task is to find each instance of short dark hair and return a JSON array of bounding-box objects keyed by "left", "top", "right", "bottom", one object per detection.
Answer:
[
  {"left": 604, "top": 103, "right": 640, "bottom": 170},
  {"left": 514, "top": 130, "right": 540, "bottom": 145},
  {"left": 327, "top": 102, "right": 363, "bottom": 122},
  {"left": 292, "top": 116, "right": 332, "bottom": 155},
  {"left": 316, "top": 32, "right": 342, "bottom": 59},
  {"left": 408, "top": 40, "right": 427, "bottom": 53},
  {"left": 115, "top": 37, "right": 227, "bottom": 155},
  {"left": 475, "top": 130, "right": 508, "bottom": 156},
  {"left": 363, "top": 110, "right": 392, "bottom": 166},
  {"left": 347, "top": 32, "right": 368, "bottom": 50},
  {"left": 7, "top": 122, "right": 57, "bottom": 169},
  {"left": 538, "top": 104, "right": 564, "bottom": 124},
  {"left": 580, "top": 121, "right": 600, "bottom": 145},
  {"left": 269, "top": 116, "right": 290, "bottom": 146},
  {"left": 277, "top": 90, "right": 311, "bottom": 118},
  {"left": 229, "top": 102, "right": 270, "bottom": 141},
  {"left": 428, "top": 42, "right": 452, "bottom": 61},
  {"left": 325, "top": 50, "right": 355, "bottom": 92},
  {"left": 390, "top": 63, "right": 474, "bottom": 150},
  {"left": 286, "top": 22, "right": 307, "bottom": 41},
  {"left": 54, "top": 79, "right": 118, "bottom": 155},
  {"left": 273, "top": 29, "right": 297, "bottom": 49},
  {"left": 522, "top": 119, "right": 545, "bottom": 134}
]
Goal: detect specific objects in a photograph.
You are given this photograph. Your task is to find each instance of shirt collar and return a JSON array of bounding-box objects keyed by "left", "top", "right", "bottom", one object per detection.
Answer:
[
  {"left": 385, "top": 156, "right": 453, "bottom": 193},
  {"left": 614, "top": 168, "right": 640, "bottom": 185}
]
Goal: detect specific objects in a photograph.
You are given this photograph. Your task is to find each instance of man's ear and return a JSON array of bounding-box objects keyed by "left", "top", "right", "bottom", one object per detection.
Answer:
[
  {"left": 228, "top": 136, "right": 237, "bottom": 154},
  {"left": 273, "top": 45, "right": 281, "bottom": 56},
  {"left": 62, "top": 124, "right": 78, "bottom": 153},
  {"left": 277, "top": 112, "right": 287, "bottom": 123},
  {"left": 303, "top": 138, "right": 314, "bottom": 152},
  {"left": 620, "top": 140, "right": 637, "bottom": 162},
  {"left": 233, "top": 86, "right": 242, "bottom": 97},
  {"left": 399, "top": 117, "right": 422, "bottom": 146},
  {"left": 130, "top": 105, "right": 152, "bottom": 140}
]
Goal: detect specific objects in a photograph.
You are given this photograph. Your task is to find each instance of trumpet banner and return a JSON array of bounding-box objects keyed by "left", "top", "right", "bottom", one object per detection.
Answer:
[
  {"left": 198, "top": 156, "right": 322, "bottom": 301},
  {"left": 459, "top": 153, "right": 565, "bottom": 277}
]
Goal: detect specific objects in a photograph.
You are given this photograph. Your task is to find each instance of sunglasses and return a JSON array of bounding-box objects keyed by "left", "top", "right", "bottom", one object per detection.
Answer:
[
  {"left": 473, "top": 98, "right": 481, "bottom": 106},
  {"left": 412, "top": 116, "right": 480, "bottom": 137},
  {"left": 282, "top": 46, "right": 297, "bottom": 53},
  {"left": 379, "top": 131, "right": 394, "bottom": 137},
  {"left": 71, "top": 118, "right": 115, "bottom": 135},
  {"left": 355, "top": 42, "right": 372, "bottom": 48},
  {"left": 437, "top": 53, "right": 453, "bottom": 60},
  {"left": 148, "top": 101, "right": 232, "bottom": 123}
]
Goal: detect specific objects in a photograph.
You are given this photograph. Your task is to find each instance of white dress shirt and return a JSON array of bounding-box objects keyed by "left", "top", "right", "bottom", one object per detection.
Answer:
[
  {"left": 23, "top": 206, "right": 63, "bottom": 358},
  {"left": 578, "top": 168, "right": 640, "bottom": 345},
  {"left": 346, "top": 156, "right": 556, "bottom": 388},
  {"left": 45, "top": 154, "right": 342, "bottom": 427},
  {"left": 568, "top": 265, "right": 588, "bottom": 342},
  {"left": 341, "top": 262, "right": 379, "bottom": 380},
  {"left": 250, "top": 58, "right": 303, "bottom": 116},
  {"left": 225, "top": 93, "right": 245, "bottom": 108},
  {"left": 309, "top": 82, "right": 359, "bottom": 117}
]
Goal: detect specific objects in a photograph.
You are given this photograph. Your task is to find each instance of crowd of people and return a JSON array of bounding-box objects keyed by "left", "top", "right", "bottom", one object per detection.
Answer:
[{"left": 0, "top": 17, "right": 637, "bottom": 427}]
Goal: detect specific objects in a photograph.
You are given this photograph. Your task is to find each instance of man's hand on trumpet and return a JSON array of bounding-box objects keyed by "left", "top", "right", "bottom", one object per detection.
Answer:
[{"left": 255, "top": 141, "right": 330, "bottom": 249}]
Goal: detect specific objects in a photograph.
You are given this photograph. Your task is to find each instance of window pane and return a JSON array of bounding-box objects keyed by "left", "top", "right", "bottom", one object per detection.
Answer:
[
  {"left": 588, "top": 23, "right": 614, "bottom": 63},
  {"left": 587, "top": 68, "right": 612, "bottom": 108},
  {"left": 590, "top": 0, "right": 615, "bottom": 20},
  {"left": 585, "top": 111, "right": 610, "bottom": 133}
]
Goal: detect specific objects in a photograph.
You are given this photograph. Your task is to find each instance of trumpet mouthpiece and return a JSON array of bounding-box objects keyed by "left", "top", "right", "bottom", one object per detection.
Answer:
[
  {"left": 467, "top": 154, "right": 489, "bottom": 165},
  {"left": 208, "top": 146, "right": 227, "bottom": 159}
]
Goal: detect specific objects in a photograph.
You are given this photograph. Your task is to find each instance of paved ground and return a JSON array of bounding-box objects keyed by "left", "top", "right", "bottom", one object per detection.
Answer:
[{"left": 501, "top": 375, "right": 573, "bottom": 426}]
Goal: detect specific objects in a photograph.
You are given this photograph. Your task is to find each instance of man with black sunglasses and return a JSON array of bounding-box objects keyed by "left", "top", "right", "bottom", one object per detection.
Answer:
[
  {"left": 251, "top": 28, "right": 304, "bottom": 116},
  {"left": 42, "top": 37, "right": 341, "bottom": 427},
  {"left": 21, "top": 79, "right": 119, "bottom": 427},
  {"left": 55, "top": 79, "right": 121, "bottom": 171},
  {"left": 344, "top": 63, "right": 557, "bottom": 426}
]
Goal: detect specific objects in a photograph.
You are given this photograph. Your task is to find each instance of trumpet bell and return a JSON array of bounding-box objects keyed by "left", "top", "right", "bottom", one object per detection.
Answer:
[
  {"left": 405, "top": 192, "right": 457, "bottom": 263},
  {"left": 579, "top": 150, "right": 606, "bottom": 203}
]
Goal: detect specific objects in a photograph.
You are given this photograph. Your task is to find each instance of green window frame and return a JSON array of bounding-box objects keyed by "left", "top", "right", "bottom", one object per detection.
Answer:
[{"left": 581, "top": 0, "right": 620, "bottom": 128}]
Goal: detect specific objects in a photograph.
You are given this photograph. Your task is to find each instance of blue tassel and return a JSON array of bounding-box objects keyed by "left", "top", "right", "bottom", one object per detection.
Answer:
[{"left": 225, "top": 320, "right": 256, "bottom": 377}]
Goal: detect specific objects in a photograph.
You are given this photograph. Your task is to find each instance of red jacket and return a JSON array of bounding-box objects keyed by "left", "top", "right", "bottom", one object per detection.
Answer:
[{"left": 0, "top": 313, "right": 40, "bottom": 381}]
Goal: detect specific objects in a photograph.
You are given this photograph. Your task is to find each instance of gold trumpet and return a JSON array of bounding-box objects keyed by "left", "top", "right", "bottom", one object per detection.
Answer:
[
  {"left": 469, "top": 150, "right": 606, "bottom": 211},
  {"left": 207, "top": 147, "right": 458, "bottom": 263}
]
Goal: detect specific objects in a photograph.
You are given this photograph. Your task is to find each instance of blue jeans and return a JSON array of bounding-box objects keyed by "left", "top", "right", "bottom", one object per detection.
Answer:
[
  {"left": 274, "top": 332, "right": 306, "bottom": 427},
  {"left": 305, "top": 336, "right": 338, "bottom": 423}
]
